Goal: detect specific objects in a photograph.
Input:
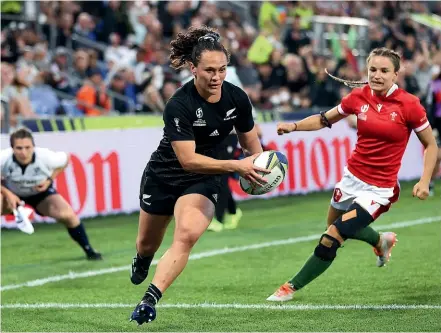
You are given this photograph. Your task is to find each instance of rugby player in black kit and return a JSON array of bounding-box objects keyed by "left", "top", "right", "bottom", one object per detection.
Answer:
[{"left": 129, "top": 26, "right": 269, "bottom": 325}]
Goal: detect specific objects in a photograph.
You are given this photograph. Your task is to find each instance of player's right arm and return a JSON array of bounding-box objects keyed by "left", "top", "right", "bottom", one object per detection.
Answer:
[
  {"left": 171, "top": 141, "right": 267, "bottom": 185},
  {"left": 165, "top": 98, "right": 269, "bottom": 185},
  {"left": 0, "top": 149, "right": 21, "bottom": 211},
  {"left": 276, "top": 90, "right": 358, "bottom": 135},
  {"left": 34, "top": 148, "right": 70, "bottom": 192},
  {"left": 277, "top": 106, "right": 346, "bottom": 135},
  {"left": 1, "top": 184, "right": 22, "bottom": 211}
]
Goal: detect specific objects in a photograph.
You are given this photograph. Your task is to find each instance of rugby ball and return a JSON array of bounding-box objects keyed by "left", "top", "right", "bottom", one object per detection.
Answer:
[{"left": 239, "top": 151, "right": 288, "bottom": 195}]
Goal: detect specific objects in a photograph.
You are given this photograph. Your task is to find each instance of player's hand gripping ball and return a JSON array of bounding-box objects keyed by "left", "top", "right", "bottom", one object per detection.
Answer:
[{"left": 239, "top": 151, "right": 288, "bottom": 195}]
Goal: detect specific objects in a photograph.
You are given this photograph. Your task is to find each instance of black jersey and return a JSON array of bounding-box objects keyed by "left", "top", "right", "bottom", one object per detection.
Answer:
[{"left": 146, "top": 79, "right": 254, "bottom": 187}]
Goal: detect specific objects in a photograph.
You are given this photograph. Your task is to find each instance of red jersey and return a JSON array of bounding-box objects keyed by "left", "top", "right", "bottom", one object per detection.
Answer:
[{"left": 338, "top": 84, "right": 429, "bottom": 188}]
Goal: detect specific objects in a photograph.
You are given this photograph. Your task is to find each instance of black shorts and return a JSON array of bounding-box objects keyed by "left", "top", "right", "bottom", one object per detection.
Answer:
[
  {"left": 19, "top": 186, "right": 57, "bottom": 215},
  {"left": 139, "top": 174, "right": 221, "bottom": 215}
]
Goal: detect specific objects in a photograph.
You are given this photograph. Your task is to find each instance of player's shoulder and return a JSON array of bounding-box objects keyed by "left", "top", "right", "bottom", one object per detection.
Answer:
[
  {"left": 0, "top": 148, "right": 13, "bottom": 162},
  {"left": 165, "top": 81, "right": 193, "bottom": 111},
  {"left": 351, "top": 85, "right": 370, "bottom": 97},
  {"left": 34, "top": 147, "right": 57, "bottom": 161},
  {"left": 223, "top": 80, "right": 247, "bottom": 97},
  {"left": 395, "top": 87, "right": 421, "bottom": 104},
  {"left": 222, "top": 80, "right": 250, "bottom": 107},
  {"left": 34, "top": 147, "right": 53, "bottom": 155}
]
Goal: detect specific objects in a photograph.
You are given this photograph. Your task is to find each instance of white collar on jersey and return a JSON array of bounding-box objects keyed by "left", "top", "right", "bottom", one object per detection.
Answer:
[{"left": 371, "top": 83, "right": 398, "bottom": 98}]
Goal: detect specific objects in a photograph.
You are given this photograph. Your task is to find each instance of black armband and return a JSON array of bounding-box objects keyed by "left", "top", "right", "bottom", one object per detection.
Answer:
[{"left": 320, "top": 111, "right": 332, "bottom": 128}]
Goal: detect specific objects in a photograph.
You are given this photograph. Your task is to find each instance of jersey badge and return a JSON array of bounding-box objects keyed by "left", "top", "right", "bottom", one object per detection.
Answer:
[
  {"left": 193, "top": 108, "right": 206, "bottom": 126},
  {"left": 224, "top": 107, "right": 237, "bottom": 120}
]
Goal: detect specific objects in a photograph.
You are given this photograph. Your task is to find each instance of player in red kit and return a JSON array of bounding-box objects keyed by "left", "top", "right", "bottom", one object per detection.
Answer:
[{"left": 267, "top": 47, "right": 438, "bottom": 301}]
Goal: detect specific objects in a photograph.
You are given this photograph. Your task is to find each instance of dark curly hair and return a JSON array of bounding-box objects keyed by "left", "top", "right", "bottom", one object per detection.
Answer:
[{"left": 170, "top": 26, "right": 230, "bottom": 70}]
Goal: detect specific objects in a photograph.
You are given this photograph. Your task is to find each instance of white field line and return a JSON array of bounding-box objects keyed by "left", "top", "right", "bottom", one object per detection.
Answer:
[
  {"left": 1, "top": 302, "right": 441, "bottom": 310},
  {"left": 1, "top": 216, "right": 440, "bottom": 292}
]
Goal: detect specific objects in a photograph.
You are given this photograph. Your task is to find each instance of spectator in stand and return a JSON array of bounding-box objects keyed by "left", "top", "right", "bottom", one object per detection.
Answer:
[
  {"left": 109, "top": 72, "right": 129, "bottom": 114},
  {"left": 1, "top": 62, "right": 36, "bottom": 127},
  {"left": 29, "top": 71, "right": 60, "bottom": 116},
  {"left": 48, "top": 47, "right": 72, "bottom": 94},
  {"left": 402, "top": 60, "right": 421, "bottom": 98},
  {"left": 160, "top": 80, "right": 179, "bottom": 104},
  {"left": 76, "top": 68, "right": 111, "bottom": 116},
  {"left": 33, "top": 43, "right": 51, "bottom": 71},
  {"left": 402, "top": 34, "right": 419, "bottom": 61},
  {"left": 283, "top": 15, "right": 311, "bottom": 55},
  {"left": 98, "top": 0, "right": 133, "bottom": 43},
  {"left": 74, "top": 12, "right": 96, "bottom": 42},
  {"left": 309, "top": 68, "right": 340, "bottom": 108},
  {"left": 70, "top": 49, "right": 90, "bottom": 93},
  {"left": 236, "top": 52, "right": 262, "bottom": 106},
  {"left": 55, "top": 12, "right": 74, "bottom": 48}
]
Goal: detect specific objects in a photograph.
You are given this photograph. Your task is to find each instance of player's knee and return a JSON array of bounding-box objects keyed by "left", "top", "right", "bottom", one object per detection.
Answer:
[
  {"left": 57, "top": 209, "right": 77, "bottom": 226},
  {"left": 136, "top": 237, "right": 159, "bottom": 255},
  {"left": 333, "top": 202, "right": 373, "bottom": 239},
  {"left": 314, "top": 234, "right": 341, "bottom": 261},
  {"left": 174, "top": 228, "right": 200, "bottom": 250}
]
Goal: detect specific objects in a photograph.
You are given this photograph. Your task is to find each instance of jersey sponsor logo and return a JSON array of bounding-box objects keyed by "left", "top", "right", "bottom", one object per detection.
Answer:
[
  {"left": 209, "top": 130, "right": 219, "bottom": 136},
  {"left": 377, "top": 104, "right": 383, "bottom": 112},
  {"left": 193, "top": 119, "right": 206, "bottom": 126},
  {"left": 358, "top": 104, "right": 369, "bottom": 121},
  {"left": 142, "top": 194, "right": 151, "bottom": 205},
  {"left": 224, "top": 107, "right": 237, "bottom": 120},
  {"left": 193, "top": 108, "right": 206, "bottom": 126},
  {"left": 196, "top": 108, "right": 203, "bottom": 119},
  {"left": 390, "top": 112, "right": 397, "bottom": 121},
  {"left": 333, "top": 188, "right": 342, "bottom": 202},
  {"left": 212, "top": 193, "right": 218, "bottom": 202},
  {"left": 174, "top": 117, "right": 181, "bottom": 132}
]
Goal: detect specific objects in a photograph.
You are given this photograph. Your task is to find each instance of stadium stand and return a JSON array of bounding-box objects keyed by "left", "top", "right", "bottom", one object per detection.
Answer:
[{"left": 1, "top": 1, "right": 441, "bottom": 133}]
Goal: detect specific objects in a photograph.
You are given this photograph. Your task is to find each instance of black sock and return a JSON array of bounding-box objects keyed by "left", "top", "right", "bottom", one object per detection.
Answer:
[
  {"left": 227, "top": 191, "right": 236, "bottom": 215},
  {"left": 142, "top": 283, "right": 162, "bottom": 305},
  {"left": 67, "top": 223, "right": 93, "bottom": 254},
  {"left": 137, "top": 253, "right": 154, "bottom": 270}
]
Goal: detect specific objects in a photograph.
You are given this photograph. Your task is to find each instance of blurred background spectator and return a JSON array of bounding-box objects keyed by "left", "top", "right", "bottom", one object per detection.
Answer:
[{"left": 1, "top": 0, "right": 441, "bottom": 131}]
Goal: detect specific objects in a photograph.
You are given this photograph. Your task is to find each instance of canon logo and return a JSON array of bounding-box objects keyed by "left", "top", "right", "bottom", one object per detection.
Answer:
[{"left": 56, "top": 152, "right": 122, "bottom": 214}]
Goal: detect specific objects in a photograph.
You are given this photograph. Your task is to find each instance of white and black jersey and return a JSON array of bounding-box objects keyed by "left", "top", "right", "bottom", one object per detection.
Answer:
[
  {"left": 146, "top": 80, "right": 254, "bottom": 187},
  {"left": 1, "top": 147, "right": 68, "bottom": 197}
]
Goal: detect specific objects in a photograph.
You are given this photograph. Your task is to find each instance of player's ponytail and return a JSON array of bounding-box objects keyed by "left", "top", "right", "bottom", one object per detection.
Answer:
[
  {"left": 324, "top": 69, "right": 368, "bottom": 88},
  {"left": 170, "top": 25, "right": 230, "bottom": 70},
  {"left": 325, "top": 47, "right": 401, "bottom": 89}
]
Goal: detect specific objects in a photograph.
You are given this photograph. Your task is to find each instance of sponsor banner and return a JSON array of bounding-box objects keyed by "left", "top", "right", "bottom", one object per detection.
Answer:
[
  {"left": 230, "top": 122, "right": 425, "bottom": 200},
  {"left": 1, "top": 128, "right": 163, "bottom": 228},
  {"left": 1, "top": 122, "right": 426, "bottom": 228}
]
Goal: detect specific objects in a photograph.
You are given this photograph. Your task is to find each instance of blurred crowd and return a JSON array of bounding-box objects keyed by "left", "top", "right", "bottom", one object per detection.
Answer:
[{"left": 1, "top": 0, "right": 441, "bottom": 128}]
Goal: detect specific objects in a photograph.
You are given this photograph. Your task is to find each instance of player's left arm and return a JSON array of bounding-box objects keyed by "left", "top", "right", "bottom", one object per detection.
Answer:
[
  {"left": 414, "top": 126, "right": 438, "bottom": 199},
  {"left": 236, "top": 126, "right": 263, "bottom": 156},
  {"left": 49, "top": 153, "right": 70, "bottom": 180},
  {"left": 409, "top": 101, "right": 438, "bottom": 200},
  {"left": 34, "top": 149, "right": 70, "bottom": 192},
  {"left": 235, "top": 89, "right": 263, "bottom": 156}
]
